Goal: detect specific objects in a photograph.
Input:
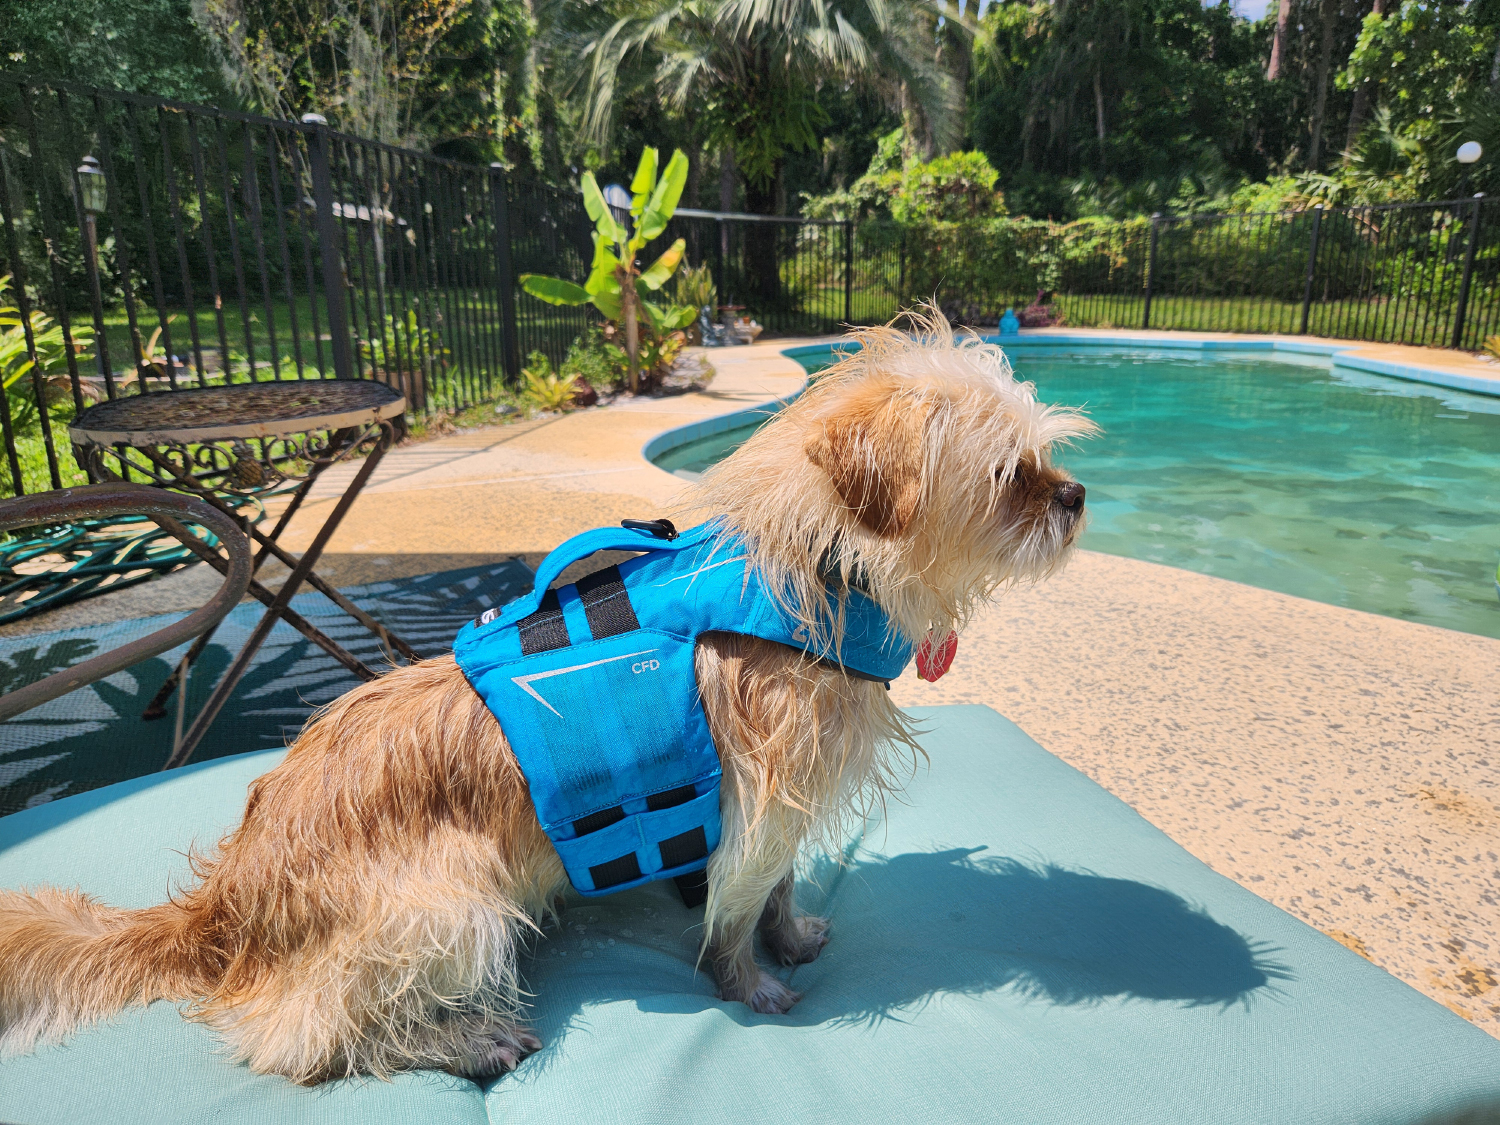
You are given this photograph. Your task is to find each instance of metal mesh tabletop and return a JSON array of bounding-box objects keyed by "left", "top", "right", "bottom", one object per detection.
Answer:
[{"left": 68, "top": 381, "right": 406, "bottom": 446}]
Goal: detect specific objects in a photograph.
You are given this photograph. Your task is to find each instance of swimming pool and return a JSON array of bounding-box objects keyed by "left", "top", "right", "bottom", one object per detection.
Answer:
[{"left": 651, "top": 345, "right": 1500, "bottom": 640}]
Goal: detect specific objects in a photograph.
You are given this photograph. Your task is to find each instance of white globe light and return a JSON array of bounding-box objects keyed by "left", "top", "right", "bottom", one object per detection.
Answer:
[{"left": 1457, "top": 141, "right": 1483, "bottom": 165}]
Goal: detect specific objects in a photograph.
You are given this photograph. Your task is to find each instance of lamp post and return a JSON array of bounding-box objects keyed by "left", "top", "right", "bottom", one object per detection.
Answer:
[
  {"left": 76, "top": 155, "right": 107, "bottom": 265},
  {"left": 1457, "top": 141, "right": 1482, "bottom": 198},
  {"left": 76, "top": 155, "right": 110, "bottom": 390}
]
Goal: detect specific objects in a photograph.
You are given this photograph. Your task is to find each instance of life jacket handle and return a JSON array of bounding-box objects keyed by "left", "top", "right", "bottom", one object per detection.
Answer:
[{"left": 490, "top": 519, "right": 721, "bottom": 630}]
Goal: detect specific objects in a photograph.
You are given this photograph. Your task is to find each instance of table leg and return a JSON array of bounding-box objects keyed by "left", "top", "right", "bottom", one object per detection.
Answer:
[
  {"left": 142, "top": 625, "right": 217, "bottom": 720},
  {"left": 242, "top": 523, "right": 422, "bottom": 663},
  {"left": 139, "top": 459, "right": 342, "bottom": 720},
  {"left": 149, "top": 517, "right": 382, "bottom": 682},
  {"left": 162, "top": 438, "right": 392, "bottom": 770}
]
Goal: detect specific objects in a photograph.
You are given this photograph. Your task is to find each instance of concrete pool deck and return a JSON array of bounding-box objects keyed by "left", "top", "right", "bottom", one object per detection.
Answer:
[{"left": 8, "top": 328, "right": 1500, "bottom": 1036}]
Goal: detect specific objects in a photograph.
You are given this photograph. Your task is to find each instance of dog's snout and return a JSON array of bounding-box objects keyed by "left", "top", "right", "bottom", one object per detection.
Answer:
[{"left": 1054, "top": 482, "right": 1085, "bottom": 510}]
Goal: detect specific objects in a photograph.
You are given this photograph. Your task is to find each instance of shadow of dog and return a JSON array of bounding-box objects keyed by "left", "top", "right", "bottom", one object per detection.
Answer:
[{"left": 516, "top": 845, "right": 1291, "bottom": 1069}]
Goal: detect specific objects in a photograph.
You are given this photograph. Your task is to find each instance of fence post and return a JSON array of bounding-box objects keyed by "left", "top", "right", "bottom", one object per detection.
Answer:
[
  {"left": 489, "top": 163, "right": 522, "bottom": 380},
  {"left": 303, "top": 115, "right": 355, "bottom": 381},
  {"left": 843, "top": 220, "right": 855, "bottom": 324},
  {"left": 1299, "top": 204, "right": 1324, "bottom": 336},
  {"left": 898, "top": 227, "right": 907, "bottom": 309},
  {"left": 1451, "top": 193, "right": 1484, "bottom": 350},
  {"left": 1142, "top": 213, "right": 1161, "bottom": 329},
  {"left": 715, "top": 218, "right": 727, "bottom": 309}
]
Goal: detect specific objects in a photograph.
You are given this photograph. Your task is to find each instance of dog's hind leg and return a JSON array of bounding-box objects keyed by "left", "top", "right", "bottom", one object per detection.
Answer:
[{"left": 757, "top": 872, "right": 829, "bottom": 967}]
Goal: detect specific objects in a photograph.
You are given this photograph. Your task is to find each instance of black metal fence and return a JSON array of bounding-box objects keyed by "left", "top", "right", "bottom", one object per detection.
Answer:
[
  {"left": 895, "top": 201, "right": 1500, "bottom": 348},
  {"left": 0, "top": 76, "right": 594, "bottom": 497},
  {"left": 2, "top": 75, "right": 1499, "bottom": 503}
]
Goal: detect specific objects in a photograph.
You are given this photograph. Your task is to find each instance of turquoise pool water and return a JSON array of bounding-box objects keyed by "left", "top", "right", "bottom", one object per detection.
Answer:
[{"left": 652, "top": 347, "right": 1500, "bottom": 639}]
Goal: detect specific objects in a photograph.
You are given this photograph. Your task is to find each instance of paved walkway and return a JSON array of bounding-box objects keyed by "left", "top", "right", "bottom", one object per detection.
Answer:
[
  {"left": 274, "top": 346, "right": 810, "bottom": 585},
  {"left": 10, "top": 329, "right": 1500, "bottom": 1035}
]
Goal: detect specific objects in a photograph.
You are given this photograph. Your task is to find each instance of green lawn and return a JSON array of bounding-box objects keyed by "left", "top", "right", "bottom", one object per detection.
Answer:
[
  {"left": 90, "top": 288, "right": 545, "bottom": 395},
  {"left": 4, "top": 419, "right": 91, "bottom": 499}
]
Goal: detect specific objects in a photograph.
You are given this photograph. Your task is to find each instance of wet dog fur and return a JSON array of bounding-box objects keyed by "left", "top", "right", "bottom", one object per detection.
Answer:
[{"left": 0, "top": 309, "right": 1095, "bottom": 1083}]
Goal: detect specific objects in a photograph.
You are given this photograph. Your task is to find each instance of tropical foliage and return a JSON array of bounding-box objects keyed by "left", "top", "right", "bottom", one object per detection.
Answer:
[
  {"left": 519, "top": 147, "right": 695, "bottom": 390},
  {"left": 518, "top": 351, "right": 582, "bottom": 411},
  {"left": 0, "top": 276, "right": 93, "bottom": 427},
  {"left": 5, "top": 0, "right": 1494, "bottom": 219}
]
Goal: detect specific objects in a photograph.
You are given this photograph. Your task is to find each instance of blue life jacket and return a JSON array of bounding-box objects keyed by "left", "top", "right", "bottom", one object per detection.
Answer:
[{"left": 453, "top": 519, "right": 913, "bottom": 898}]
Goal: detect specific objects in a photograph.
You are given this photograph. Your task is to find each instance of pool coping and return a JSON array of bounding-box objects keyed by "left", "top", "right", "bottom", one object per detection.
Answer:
[
  {"left": 642, "top": 331, "right": 1500, "bottom": 468},
  {"left": 973, "top": 330, "right": 1500, "bottom": 398},
  {"left": 640, "top": 385, "right": 808, "bottom": 467}
]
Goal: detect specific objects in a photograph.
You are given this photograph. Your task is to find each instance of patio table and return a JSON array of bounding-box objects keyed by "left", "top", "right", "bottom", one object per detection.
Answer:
[{"left": 68, "top": 379, "right": 417, "bottom": 768}]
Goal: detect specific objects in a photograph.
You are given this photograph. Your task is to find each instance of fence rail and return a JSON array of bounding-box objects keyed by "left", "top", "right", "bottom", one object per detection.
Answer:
[{"left": 2, "top": 75, "right": 1498, "bottom": 502}]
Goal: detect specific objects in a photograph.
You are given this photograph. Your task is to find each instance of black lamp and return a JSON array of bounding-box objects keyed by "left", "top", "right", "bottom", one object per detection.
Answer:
[{"left": 76, "top": 155, "right": 107, "bottom": 215}]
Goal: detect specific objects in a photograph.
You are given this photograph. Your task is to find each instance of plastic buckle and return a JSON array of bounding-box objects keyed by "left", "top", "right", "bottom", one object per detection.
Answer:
[{"left": 621, "top": 518, "right": 679, "bottom": 541}]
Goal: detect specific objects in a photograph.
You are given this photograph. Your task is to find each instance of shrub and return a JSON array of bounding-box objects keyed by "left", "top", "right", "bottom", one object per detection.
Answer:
[
  {"left": 0, "top": 275, "right": 93, "bottom": 430},
  {"left": 675, "top": 263, "right": 717, "bottom": 311},
  {"left": 518, "top": 351, "right": 580, "bottom": 412},
  {"left": 560, "top": 328, "right": 626, "bottom": 390}
]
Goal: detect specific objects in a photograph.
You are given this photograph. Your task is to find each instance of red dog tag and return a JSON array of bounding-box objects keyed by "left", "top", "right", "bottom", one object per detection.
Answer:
[{"left": 916, "top": 630, "right": 958, "bottom": 681}]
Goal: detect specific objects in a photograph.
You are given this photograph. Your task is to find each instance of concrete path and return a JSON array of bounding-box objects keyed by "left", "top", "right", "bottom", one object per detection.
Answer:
[
  {"left": 8, "top": 329, "right": 1500, "bottom": 1036},
  {"left": 276, "top": 347, "right": 809, "bottom": 585}
]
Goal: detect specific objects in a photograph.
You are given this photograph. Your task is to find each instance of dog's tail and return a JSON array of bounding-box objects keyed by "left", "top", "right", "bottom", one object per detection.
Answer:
[{"left": 0, "top": 886, "right": 221, "bottom": 1056}]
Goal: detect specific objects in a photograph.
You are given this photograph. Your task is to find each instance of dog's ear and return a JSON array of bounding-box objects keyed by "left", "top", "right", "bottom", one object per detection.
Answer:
[{"left": 805, "top": 384, "right": 928, "bottom": 536}]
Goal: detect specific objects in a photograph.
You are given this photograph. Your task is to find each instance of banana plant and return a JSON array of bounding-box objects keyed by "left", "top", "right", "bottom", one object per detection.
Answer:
[{"left": 520, "top": 148, "right": 697, "bottom": 392}]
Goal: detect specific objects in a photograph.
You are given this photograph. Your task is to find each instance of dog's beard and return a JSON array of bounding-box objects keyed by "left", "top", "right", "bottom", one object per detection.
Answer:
[{"left": 1005, "top": 494, "right": 1085, "bottom": 583}]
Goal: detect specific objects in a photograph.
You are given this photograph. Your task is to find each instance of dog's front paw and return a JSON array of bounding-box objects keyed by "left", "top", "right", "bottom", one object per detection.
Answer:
[
  {"left": 742, "top": 972, "right": 801, "bottom": 1015},
  {"left": 450, "top": 1026, "right": 543, "bottom": 1079},
  {"left": 764, "top": 915, "right": 829, "bottom": 966}
]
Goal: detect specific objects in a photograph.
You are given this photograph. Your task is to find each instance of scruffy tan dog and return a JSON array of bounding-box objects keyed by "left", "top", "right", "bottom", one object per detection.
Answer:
[{"left": 0, "top": 310, "right": 1094, "bottom": 1084}]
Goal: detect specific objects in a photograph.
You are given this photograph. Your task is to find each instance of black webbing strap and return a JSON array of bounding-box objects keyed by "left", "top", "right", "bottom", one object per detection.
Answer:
[
  {"left": 659, "top": 827, "right": 708, "bottom": 868},
  {"left": 518, "top": 589, "right": 569, "bottom": 655},
  {"left": 573, "top": 805, "right": 625, "bottom": 836},
  {"left": 589, "top": 853, "right": 642, "bottom": 891},
  {"left": 576, "top": 564, "right": 641, "bottom": 639},
  {"left": 674, "top": 869, "right": 709, "bottom": 908},
  {"left": 645, "top": 785, "right": 696, "bottom": 811}
]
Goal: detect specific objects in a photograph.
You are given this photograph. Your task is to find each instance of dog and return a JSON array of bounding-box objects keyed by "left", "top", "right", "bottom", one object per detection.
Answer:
[{"left": 0, "top": 309, "right": 1095, "bottom": 1084}]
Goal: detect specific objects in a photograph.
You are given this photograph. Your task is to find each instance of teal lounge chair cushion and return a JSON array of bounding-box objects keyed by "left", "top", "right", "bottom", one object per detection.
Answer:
[{"left": 2, "top": 704, "right": 1498, "bottom": 1124}]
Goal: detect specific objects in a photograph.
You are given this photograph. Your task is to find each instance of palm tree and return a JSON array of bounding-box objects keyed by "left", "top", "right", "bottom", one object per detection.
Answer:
[
  {"left": 1013, "top": 0, "right": 1146, "bottom": 176},
  {"left": 574, "top": 0, "right": 965, "bottom": 167},
  {"left": 552, "top": 0, "right": 966, "bottom": 304}
]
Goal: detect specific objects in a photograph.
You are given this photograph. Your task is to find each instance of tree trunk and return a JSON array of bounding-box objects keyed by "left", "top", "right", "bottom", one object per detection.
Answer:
[
  {"left": 720, "top": 147, "right": 736, "bottom": 212},
  {"left": 1268, "top": 0, "right": 1293, "bottom": 79},
  {"left": 743, "top": 168, "right": 780, "bottom": 309},
  {"left": 1093, "top": 67, "right": 1106, "bottom": 168},
  {"left": 937, "top": 19, "right": 971, "bottom": 151},
  {"left": 1308, "top": 0, "right": 1338, "bottom": 169},
  {"left": 686, "top": 142, "right": 703, "bottom": 209},
  {"left": 623, "top": 283, "right": 640, "bottom": 393},
  {"left": 1345, "top": 0, "right": 1386, "bottom": 149}
]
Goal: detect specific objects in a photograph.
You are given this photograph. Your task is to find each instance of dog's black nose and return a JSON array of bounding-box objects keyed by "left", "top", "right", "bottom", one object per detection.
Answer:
[{"left": 1054, "top": 482, "right": 1085, "bottom": 510}]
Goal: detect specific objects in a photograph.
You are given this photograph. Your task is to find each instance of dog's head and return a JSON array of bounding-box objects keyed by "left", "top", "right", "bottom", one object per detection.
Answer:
[{"left": 686, "top": 308, "right": 1097, "bottom": 643}]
